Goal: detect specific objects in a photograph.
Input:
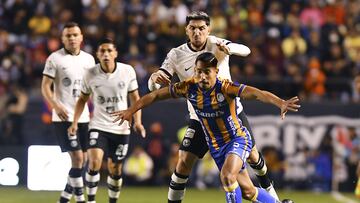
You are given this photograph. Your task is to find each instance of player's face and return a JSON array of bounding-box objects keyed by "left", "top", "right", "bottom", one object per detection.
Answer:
[
  {"left": 96, "top": 43, "right": 118, "bottom": 65},
  {"left": 186, "top": 20, "right": 210, "bottom": 50},
  {"left": 61, "top": 26, "right": 83, "bottom": 54},
  {"left": 195, "top": 61, "right": 218, "bottom": 90}
]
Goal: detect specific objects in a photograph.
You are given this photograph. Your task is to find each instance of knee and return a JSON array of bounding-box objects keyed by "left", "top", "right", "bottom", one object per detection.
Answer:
[
  {"left": 71, "top": 152, "right": 84, "bottom": 167},
  {"left": 241, "top": 186, "right": 257, "bottom": 200},
  {"left": 88, "top": 158, "right": 102, "bottom": 170},
  {"left": 220, "top": 170, "right": 237, "bottom": 186}
]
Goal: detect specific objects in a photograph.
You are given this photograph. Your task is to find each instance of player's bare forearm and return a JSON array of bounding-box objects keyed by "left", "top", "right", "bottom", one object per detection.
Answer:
[
  {"left": 241, "top": 86, "right": 283, "bottom": 108},
  {"left": 129, "top": 90, "right": 142, "bottom": 124},
  {"left": 129, "top": 87, "right": 172, "bottom": 115},
  {"left": 73, "top": 93, "right": 89, "bottom": 125}
]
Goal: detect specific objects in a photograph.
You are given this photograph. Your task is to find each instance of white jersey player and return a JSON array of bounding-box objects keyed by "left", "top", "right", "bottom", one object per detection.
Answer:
[
  {"left": 147, "top": 11, "right": 280, "bottom": 202},
  {"left": 68, "top": 38, "right": 145, "bottom": 203},
  {"left": 41, "top": 22, "right": 95, "bottom": 203}
]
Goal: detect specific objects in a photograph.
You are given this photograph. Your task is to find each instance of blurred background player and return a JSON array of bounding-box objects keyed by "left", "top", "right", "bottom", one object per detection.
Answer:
[
  {"left": 41, "top": 22, "right": 95, "bottom": 203},
  {"left": 112, "top": 52, "right": 300, "bottom": 203},
  {"left": 68, "top": 38, "right": 146, "bottom": 203},
  {"left": 148, "top": 11, "right": 279, "bottom": 202}
]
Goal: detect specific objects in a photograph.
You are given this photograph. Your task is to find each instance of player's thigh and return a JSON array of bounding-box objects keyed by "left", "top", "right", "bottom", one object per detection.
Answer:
[
  {"left": 87, "top": 130, "right": 108, "bottom": 169},
  {"left": 221, "top": 153, "right": 244, "bottom": 180},
  {"left": 53, "top": 121, "right": 82, "bottom": 152},
  {"left": 247, "top": 146, "right": 260, "bottom": 165},
  {"left": 179, "top": 119, "right": 208, "bottom": 159}
]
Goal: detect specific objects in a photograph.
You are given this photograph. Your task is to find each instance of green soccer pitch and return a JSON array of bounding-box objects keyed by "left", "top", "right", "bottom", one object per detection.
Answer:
[{"left": 0, "top": 186, "right": 358, "bottom": 203}]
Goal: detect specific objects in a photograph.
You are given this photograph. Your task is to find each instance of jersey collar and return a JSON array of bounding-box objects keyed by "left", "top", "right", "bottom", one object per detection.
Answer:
[
  {"left": 99, "top": 61, "right": 117, "bottom": 74},
  {"left": 63, "top": 48, "right": 80, "bottom": 56},
  {"left": 186, "top": 41, "right": 207, "bottom": 52}
]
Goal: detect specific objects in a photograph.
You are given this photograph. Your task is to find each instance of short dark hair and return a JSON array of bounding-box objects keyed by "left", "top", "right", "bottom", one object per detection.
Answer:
[
  {"left": 63, "top": 22, "right": 80, "bottom": 30},
  {"left": 186, "top": 11, "right": 210, "bottom": 26},
  {"left": 195, "top": 52, "right": 218, "bottom": 68},
  {"left": 97, "top": 38, "right": 116, "bottom": 49}
]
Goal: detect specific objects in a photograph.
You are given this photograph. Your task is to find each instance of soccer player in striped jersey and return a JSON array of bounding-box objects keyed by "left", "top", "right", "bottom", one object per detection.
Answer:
[
  {"left": 148, "top": 11, "right": 279, "bottom": 202},
  {"left": 41, "top": 22, "right": 95, "bottom": 203},
  {"left": 112, "top": 52, "right": 299, "bottom": 203},
  {"left": 68, "top": 38, "right": 146, "bottom": 203}
]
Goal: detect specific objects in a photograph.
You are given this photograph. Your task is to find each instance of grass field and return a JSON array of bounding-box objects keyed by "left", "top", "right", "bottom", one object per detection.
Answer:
[{"left": 0, "top": 186, "right": 358, "bottom": 203}]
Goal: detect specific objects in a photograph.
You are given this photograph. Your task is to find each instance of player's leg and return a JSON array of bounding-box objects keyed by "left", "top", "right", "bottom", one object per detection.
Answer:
[
  {"left": 106, "top": 133, "right": 129, "bottom": 203},
  {"left": 85, "top": 130, "right": 106, "bottom": 203},
  {"left": 220, "top": 154, "right": 244, "bottom": 203},
  {"left": 238, "top": 111, "right": 279, "bottom": 200},
  {"left": 54, "top": 122, "right": 85, "bottom": 203},
  {"left": 168, "top": 120, "right": 208, "bottom": 203}
]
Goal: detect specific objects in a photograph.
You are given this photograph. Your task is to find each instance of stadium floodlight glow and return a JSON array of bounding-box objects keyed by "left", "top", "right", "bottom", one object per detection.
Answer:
[
  {"left": 27, "top": 145, "right": 71, "bottom": 191},
  {"left": 0, "top": 157, "right": 19, "bottom": 186}
]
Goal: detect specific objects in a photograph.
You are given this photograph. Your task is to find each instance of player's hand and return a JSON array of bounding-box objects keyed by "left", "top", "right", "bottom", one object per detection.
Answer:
[
  {"left": 280, "top": 96, "right": 300, "bottom": 120},
  {"left": 111, "top": 110, "right": 133, "bottom": 127},
  {"left": 133, "top": 122, "right": 146, "bottom": 138},
  {"left": 67, "top": 123, "right": 78, "bottom": 136},
  {"left": 150, "top": 71, "right": 171, "bottom": 86},
  {"left": 54, "top": 103, "right": 69, "bottom": 121},
  {"left": 216, "top": 40, "right": 230, "bottom": 55}
]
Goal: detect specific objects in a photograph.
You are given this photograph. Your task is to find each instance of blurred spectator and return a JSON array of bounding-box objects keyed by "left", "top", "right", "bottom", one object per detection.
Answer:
[
  {"left": 123, "top": 145, "right": 154, "bottom": 185},
  {"left": 1, "top": 85, "right": 28, "bottom": 145},
  {"left": 304, "top": 56, "right": 326, "bottom": 101}
]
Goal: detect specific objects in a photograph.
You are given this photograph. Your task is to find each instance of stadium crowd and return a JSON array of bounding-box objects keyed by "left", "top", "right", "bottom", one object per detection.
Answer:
[{"left": 0, "top": 0, "right": 359, "bottom": 193}]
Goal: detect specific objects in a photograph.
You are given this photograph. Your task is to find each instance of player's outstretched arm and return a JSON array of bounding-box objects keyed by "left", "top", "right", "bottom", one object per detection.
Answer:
[
  {"left": 216, "top": 40, "right": 251, "bottom": 56},
  {"left": 148, "top": 70, "right": 171, "bottom": 91},
  {"left": 128, "top": 90, "right": 146, "bottom": 138},
  {"left": 112, "top": 87, "right": 172, "bottom": 125},
  {"left": 240, "top": 86, "right": 300, "bottom": 119},
  {"left": 68, "top": 92, "right": 89, "bottom": 135}
]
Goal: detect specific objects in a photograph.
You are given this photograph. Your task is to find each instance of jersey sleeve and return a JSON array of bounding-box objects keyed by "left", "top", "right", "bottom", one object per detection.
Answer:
[
  {"left": 169, "top": 80, "right": 190, "bottom": 98},
  {"left": 43, "top": 54, "right": 57, "bottom": 78},
  {"left": 221, "top": 79, "right": 246, "bottom": 98},
  {"left": 127, "top": 66, "right": 139, "bottom": 92},
  {"left": 81, "top": 71, "right": 92, "bottom": 95},
  {"left": 159, "top": 49, "right": 177, "bottom": 78}
]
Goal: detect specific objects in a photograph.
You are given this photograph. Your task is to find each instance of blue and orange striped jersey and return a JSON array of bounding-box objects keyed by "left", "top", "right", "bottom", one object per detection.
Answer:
[{"left": 170, "top": 78, "right": 249, "bottom": 152}]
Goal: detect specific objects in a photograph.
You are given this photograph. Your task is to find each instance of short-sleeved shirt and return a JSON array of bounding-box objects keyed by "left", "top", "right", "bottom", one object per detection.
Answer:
[
  {"left": 43, "top": 48, "right": 95, "bottom": 122},
  {"left": 82, "top": 62, "right": 138, "bottom": 135},
  {"left": 170, "top": 78, "right": 250, "bottom": 153},
  {"left": 160, "top": 35, "right": 243, "bottom": 120}
]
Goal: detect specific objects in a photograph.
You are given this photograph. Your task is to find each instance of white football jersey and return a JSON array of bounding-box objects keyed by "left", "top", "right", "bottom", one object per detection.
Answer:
[
  {"left": 160, "top": 35, "right": 244, "bottom": 119},
  {"left": 43, "top": 48, "right": 95, "bottom": 122},
  {"left": 82, "top": 62, "right": 138, "bottom": 135}
]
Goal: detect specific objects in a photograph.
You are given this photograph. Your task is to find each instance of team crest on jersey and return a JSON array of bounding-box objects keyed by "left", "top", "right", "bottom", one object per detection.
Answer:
[
  {"left": 62, "top": 77, "right": 71, "bottom": 87},
  {"left": 118, "top": 81, "right": 125, "bottom": 89},
  {"left": 216, "top": 93, "right": 225, "bottom": 102}
]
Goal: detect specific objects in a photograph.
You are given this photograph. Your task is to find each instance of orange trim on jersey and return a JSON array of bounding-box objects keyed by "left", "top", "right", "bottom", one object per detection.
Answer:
[
  {"left": 197, "top": 89, "right": 203, "bottom": 109},
  {"left": 202, "top": 118, "right": 219, "bottom": 150},
  {"left": 215, "top": 118, "right": 231, "bottom": 143},
  {"left": 210, "top": 90, "right": 217, "bottom": 110}
]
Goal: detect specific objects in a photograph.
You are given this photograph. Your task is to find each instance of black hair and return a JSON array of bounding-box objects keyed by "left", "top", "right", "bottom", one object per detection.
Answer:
[
  {"left": 195, "top": 52, "right": 218, "bottom": 68},
  {"left": 186, "top": 11, "right": 210, "bottom": 26},
  {"left": 97, "top": 38, "right": 116, "bottom": 49},
  {"left": 62, "top": 22, "right": 80, "bottom": 30}
]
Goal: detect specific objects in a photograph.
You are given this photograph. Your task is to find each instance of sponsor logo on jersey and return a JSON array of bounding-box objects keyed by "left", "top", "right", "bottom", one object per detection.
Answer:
[
  {"left": 195, "top": 109, "right": 224, "bottom": 118},
  {"left": 97, "top": 96, "right": 122, "bottom": 104},
  {"left": 185, "top": 66, "right": 192, "bottom": 71}
]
